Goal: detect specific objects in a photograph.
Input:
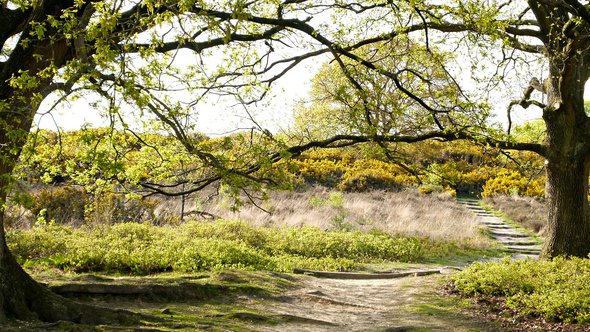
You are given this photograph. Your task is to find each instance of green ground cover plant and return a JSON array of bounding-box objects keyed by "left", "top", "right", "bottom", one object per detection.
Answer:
[
  {"left": 451, "top": 257, "right": 590, "bottom": 323},
  {"left": 7, "top": 221, "right": 433, "bottom": 274}
]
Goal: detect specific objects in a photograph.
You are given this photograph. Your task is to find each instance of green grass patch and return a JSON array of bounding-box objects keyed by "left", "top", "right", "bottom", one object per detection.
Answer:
[
  {"left": 7, "top": 220, "right": 426, "bottom": 274},
  {"left": 451, "top": 257, "right": 590, "bottom": 323}
]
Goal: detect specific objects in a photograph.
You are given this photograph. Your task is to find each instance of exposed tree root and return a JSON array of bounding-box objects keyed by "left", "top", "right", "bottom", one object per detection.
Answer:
[{"left": 0, "top": 245, "right": 142, "bottom": 325}]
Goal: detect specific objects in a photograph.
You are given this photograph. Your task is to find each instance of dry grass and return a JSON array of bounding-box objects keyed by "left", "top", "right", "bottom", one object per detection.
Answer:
[
  {"left": 483, "top": 195, "right": 547, "bottom": 235},
  {"left": 176, "top": 187, "right": 490, "bottom": 247},
  {"left": 8, "top": 184, "right": 490, "bottom": 248}
]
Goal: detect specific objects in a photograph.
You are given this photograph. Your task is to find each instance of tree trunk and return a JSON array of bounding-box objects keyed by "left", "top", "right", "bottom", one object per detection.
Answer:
[
  {"left": 542, "top": 154, "right": 590, "bottom": 257},
  {"left": 0, "top": 172, "right": 132, "bottom": 324},
  {"left": 540, "top": 51, "right": 590, "bottom": 258},
  {"left": 0, "top": 109, "right": 132, "bottom": 323}
]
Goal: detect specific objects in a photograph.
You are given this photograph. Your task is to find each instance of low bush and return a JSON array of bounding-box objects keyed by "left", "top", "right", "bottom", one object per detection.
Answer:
[
  {"left": 7, "top": 220, "right": 423, "bottom": 274},
  {"left": 29, "top": 187, "right": 88, "bottom": 225},
  {"left": 84, "top": 191, "right": 158, "bottom": 225},
  {"left": 451, "top": 257, "right": 590, "bottom": 323},
  {"left": 481, "top": 169, "right": 545, "bottom": 198},
  {"left": 9, "top": 186, "right": 161, "bottom": 227},
  {"left": 337, "top": 165, "right": 413, "bottom": 192},
  {"left": 292, "top": 150, "right": 419, "bottom": 191}
]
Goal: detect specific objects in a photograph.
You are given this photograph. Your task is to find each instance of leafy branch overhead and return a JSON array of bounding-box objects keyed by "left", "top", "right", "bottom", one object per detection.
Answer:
[
  {"left": 3, "top": 0, "right": 590, "bottom": 324},
  {"left": 2, "top": 1, "right": 552, "bottom": 187}
]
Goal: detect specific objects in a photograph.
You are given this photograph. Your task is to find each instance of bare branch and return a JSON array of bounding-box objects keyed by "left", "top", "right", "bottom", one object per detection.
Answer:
[{"left": 506, "top": 77, "right": 548, "bottom": 134}]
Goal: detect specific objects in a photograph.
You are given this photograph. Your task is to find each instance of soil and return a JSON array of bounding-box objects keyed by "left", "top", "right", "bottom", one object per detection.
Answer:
[
  {"left": 10, "top": 269, "right": 586, "bottom": 332},
  {"left": 2, "top": 270, "right": 501, "bottom": 331},
  {"left": 251, "top": 274, "right": 501, "bottom": 332}
]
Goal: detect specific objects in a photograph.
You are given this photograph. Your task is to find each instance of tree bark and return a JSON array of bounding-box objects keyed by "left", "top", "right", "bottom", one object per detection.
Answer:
[
  {"left": 542, "top": 154, "right": 590, "bottom": 257},
  {"left": 540, "top": 49, "right": 590, "bottom": 257},
  {"left": 0, "top": 166, "right": 134, "bottom": 324},
  {"left": 0, "top": 0, "right": 146, "bottom": 322}
]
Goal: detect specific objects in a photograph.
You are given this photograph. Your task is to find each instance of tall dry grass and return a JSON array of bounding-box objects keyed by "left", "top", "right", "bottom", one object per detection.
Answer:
[
  {"left": 9, "top": 184, "right": 490, "bottom": 248},
  {"left": 173, "top": 187, "right": 490, "bottom": 247},
  {"left": 484, "top": 195, "right": 547, "bottom": 235}
]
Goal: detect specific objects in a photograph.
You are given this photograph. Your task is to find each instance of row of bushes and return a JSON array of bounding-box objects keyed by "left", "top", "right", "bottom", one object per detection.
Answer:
[
  {"left": 452, "top": 257, "right": 590, "bottom": 323},
  {"left": 7, "top": 221, "right": 423, "bottom": 274},
  {"left": 6, "top": 186, "right": 170, "bottom": 227},
  {"left": 6, "top": 156, "right": 546, "bottom": 229},
  {"left": 291, "top": 157, "right": 419, "bottom": 191},
  {"left": 289, "top": 148, "right": 545, "bottom": 197},
  {"left": 15, "top": 129, "right": 548, "bottom": 200}
]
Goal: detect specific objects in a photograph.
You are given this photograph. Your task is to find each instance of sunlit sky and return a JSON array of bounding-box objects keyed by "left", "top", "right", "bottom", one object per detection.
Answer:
[
  {"left": 34, "top": 57, "right": 322, "bottom": 135},
  {"left": 33, "top": 53, "right": 590, "bottom": 135}
]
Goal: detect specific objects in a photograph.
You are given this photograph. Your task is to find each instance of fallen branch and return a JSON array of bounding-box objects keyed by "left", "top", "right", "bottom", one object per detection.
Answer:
[{"left": 293, "top": 268, "right": 444, "bottom": 279}]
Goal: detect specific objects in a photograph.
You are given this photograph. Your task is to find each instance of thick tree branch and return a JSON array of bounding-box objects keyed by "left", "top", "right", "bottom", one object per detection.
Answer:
[
  {"left": 506, "top": 77, "right": 548, "bottom": 134},
  {"left": 527, "top": 0, "right": 552, "bottom": 43},
  {"left": 0, "top": 6, "right": 28, "bottom": 48},
  {"left": 120, "top": 25, "right": 286, "bottom": 54},
  {"left": 140, "top": 127, "right": 546, "bottom": 197},
  {"left": 562, "top": 0, "right": 590, "bottom": 24}
]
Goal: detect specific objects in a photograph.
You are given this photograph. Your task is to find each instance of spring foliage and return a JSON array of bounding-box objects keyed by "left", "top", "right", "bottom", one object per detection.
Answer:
[
  {"left": 7, "top": 128, "right": 548, "bottom": 228},
  {"left": 7, "top": 221, "right": 423, "bottom": 274},
  {"left": 452, "top": 257, "right": 590, "bottom": 323}
]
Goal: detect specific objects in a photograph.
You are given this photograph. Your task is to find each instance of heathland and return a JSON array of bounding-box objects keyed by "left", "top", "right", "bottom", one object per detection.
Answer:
[{"left": 3, "top": 128, "right": 588, "bottom": 331}]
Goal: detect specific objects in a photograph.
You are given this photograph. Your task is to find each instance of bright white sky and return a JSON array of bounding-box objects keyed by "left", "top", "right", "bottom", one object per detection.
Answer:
[
  {"left": 34, "top": 56, "right": 323, "bottom": 135},
  {"left": 31, "top": 23, "right": 590, "bottom": 136},
  {"left": 35, "top": 64, "right": 590, "bottom": 135},
  {"left": 6, "top": 0, "right": 587, "bottom": 136}
]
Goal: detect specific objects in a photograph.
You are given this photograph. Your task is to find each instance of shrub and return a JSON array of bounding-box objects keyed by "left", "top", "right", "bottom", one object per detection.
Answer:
[
  {"left": 28, "top": 187, "right": 88, "bottom": 225},
  {"left": 482, "top": 170, "right": 545, "bottom": 198},
  {"left": 293, "top": 158, "right": 343, "bottom": 187},
  {"left": 293, "top": 151, "right": 419, "bottom": 192},
  {"left": 418, "top": 184, "right": 443, "bottom": 195},
  {"left": 451, "top": 257, "right": 590, "bottom": 323},
  {"left": 7, "top": 221, "right": 424, "bottom": 274},
  {"left": 85, "top": 191, "right": 157, "bottom": 225},
  {"left": 338, "top": 168, "right": 412, "bottom": 192}
]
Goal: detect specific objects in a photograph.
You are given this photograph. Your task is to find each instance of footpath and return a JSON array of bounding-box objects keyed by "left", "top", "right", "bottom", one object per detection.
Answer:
[
  {"left": 255, "top": 198, "right": 543, "bottom": 331},
  {"left": 33, "top": 198, "right": 542, "bottom": 331},
  {"left": 456, "top": 197, "right": 542, "bottom": 259}
]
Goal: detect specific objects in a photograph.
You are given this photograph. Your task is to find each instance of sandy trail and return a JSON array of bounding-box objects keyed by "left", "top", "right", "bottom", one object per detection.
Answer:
[{"left": 253, "top": 274, "right": 498, "bottom": 332}]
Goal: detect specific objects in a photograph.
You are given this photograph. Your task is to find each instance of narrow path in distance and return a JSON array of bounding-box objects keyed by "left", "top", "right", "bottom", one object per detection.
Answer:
[
  {"left": 252, "top": 198, "right": 537, "bottom": 331},
  {"left": 456, "top": 197, "right": 542, "bottom": 259}
]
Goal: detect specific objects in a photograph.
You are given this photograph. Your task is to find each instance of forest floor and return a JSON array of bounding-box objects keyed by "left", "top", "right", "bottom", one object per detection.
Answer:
[{"left": 6, "top": 269, "right": 503, "bottom": 332}]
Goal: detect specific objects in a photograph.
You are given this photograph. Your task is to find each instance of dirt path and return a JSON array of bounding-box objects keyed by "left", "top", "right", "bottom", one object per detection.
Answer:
[
  {"left": 248, "top": 198, "right": 541, "bottom": 332},
  {"left": 39, "top": 271, "right": 498, "bottom": 331},
  {"left": 251, "top": 274, "right": 498, "bottom": 332}
]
